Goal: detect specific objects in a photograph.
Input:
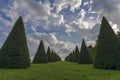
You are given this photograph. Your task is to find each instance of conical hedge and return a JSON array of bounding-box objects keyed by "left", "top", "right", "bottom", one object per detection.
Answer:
[
  {"left": 74, "top": 45, "right": 79, "bottom": 62},
  {"left": 65, "top": 50, "right": 75, "bottom": 62},
  {"left": 78, "top": 39, "right": 92, "bottom": 64},
  {"left": 50, "top": 50, "right": 54, "bottom": 62},
  {"left": 71, "top": 50, "right": 75, "bottom": 62},
  {"left": 46, "top": 46, "right": 52, "bottom": 62},
  {"left": 94, "top": 17, "right": 120, "bottom": 69},
  {"left": 52, "top": 51, "right": 61, "bottom": 62},
  {"left": 65, "top": 52, "right": 72, "bottom": 62},
  {"left": 0, "top": 16, "right": 30, "bottom": 68},
  {"left": 33, "top": 40, "right": 47, "bottom": 63}
]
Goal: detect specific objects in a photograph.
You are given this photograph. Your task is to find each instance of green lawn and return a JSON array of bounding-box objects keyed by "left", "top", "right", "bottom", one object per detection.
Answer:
[{"left": 0, "top": 61, "right": 120, "bottom": 80}]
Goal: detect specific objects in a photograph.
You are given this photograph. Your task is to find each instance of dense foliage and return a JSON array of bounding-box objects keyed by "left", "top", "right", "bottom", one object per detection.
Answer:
[
  {"left": 47, "top": 47, "right": 52, "bottom": 62},
  {"left": 33, "top": 41, "right": 61, "bottom": 64},
  {"left": 47, "top": 48, "right": 61, "bottom": 62},
  {"left": 65, "top": 47, "right": 79, "bottom": 62},
  {"left": 94, "top": 17, "right": 120, "bottom": 69},
  {"left": 88, "top": 45, "right": 96, "bottom": 62},
  {"left": 78, "top": 39, "right": 93, "bottom": 64},
  {"left": 33, "top": 40, "right": 48, "bottom": 63},
  {"left": 0, "top": 16, "right": 30, "bottom": 68}
]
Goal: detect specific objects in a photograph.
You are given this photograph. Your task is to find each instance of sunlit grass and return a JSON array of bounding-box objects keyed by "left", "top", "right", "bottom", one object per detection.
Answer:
[{"left": 0, "top": 61, "right": 120, "bottom": 80}]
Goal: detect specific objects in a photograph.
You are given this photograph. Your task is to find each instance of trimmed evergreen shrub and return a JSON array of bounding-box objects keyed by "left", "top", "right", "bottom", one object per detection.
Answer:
[
  {"left": 65, "top": 50, "right": 75, "bottom": 62},
  {"left": 74, "top": 45, "right": 79, "bottom": 62},
  {"left": 33, "top": 40, "right": 47, "bottom": 63},
  {"left": 88, "top": 45, "right": 96, "bottom": 62},
  {"left": 46, "top": 46, "right": 52, "bottom": 62},
  {"left": 54, "top": 52, "right": 61, "bottom": 61},
  {"left": 0, "top": 16, "right": 30, "bottom": 68},
  {"left": 94, "top": 17, "right": 120, "bottom": 69},
  {"left": 65, "top": 53, "right": 72, "bottom": 61},
  {"left": 78, "top": 39, "right": 92, "bottom": 64}
]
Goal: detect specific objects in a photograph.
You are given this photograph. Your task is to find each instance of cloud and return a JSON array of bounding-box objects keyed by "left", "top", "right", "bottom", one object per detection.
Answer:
[
  {"left": 14, "top": 0, "right": 51, "bottom": 18},
  {"left": 65, "top": 21, "right": 79, "bottom": 33},
  {"left": 92, "top": 0, "right": 120, "bottom": 26},
  {"left": 2, "top": 0, "right": 66, "bottom": 30},
  {"left": 27, "top": 32, "right": 75, "bottom": 59},
  {"left": 65, "top": 20, "right": 101, "bottom": 41},
  {"left": 54, "top": 0, "right": 82, "bottom": 13},
  {"left": 65, "top": 17, "right": 98, "bottom": 33},
  {"left": 0, "top": 15, "right": 11, "bottom": 27},
  {"left": 79, "top": 9, "right": 86, "bottom": 19},
  {"left": 2, "top": 0, "right": 51, "bottom": 23},
  {"left": 1, "top": 0, "right": 120, "bottom": 60},
  {"left": 86, "top": 40, "right": 96, "bottom": 47},
  {"left": 92, "top": 0, "right": 119, "bottom": 13},
  {"left": 48, "top": 14, "right": 64, "bottom": 25}
]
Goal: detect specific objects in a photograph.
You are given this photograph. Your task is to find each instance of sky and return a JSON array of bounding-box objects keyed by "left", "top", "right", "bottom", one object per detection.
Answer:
[{"left": 0, "top": 0, "right": 120, "bottom": 60}]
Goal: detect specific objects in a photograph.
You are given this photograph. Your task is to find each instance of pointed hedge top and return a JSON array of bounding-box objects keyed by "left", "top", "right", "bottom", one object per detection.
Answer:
[
  {"left": 39, "top": 40, "right": 44, "bottom": 47},
  {"left": 75, "top": 45, "right": 79, "bottom": 52},
  {"left": 36, "top": 40, "right": 45, "bottom": 54},
  {"left": 47, "top": 46, "right": 51, "bottom": 53},
  {"left": 18, "top": 16, "right": 22, "bottom": 20},
  {"left": 75, "top": 45, "right": 79, "bottom": 48},
  {"left": 101, "top": 16, "right": 114, "bottom": 33},
  {"left": 81, "top": 38, "right": 86, "bottom": 48},
  {"left": 98, "top": 16, "right": 117, "bottom": 41},
  {"left": 14, "top": 16, "right": 23, "bottom": 25},
  {"left": 47, "top": 46, "right": 50, "bottom": 50},
  {"left": 102, "top": 16, "right": 107, "bottom": 21},
  {"left": 0, "top": 16, "right": 30, "bottom": 68},
  {"left": 40, "top": 40, "right": 43, "bottom": 43},
  {"left": 78, "top": 38, "right": 92, "bottom": 64},
  {"left": 101, "top": 16, "right": 111, "bottom": 28}
]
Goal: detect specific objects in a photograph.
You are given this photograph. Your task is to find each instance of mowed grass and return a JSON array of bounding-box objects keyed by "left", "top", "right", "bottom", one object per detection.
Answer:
[{"left": 0, "top": 61, "right": 120, "bottom": 80}]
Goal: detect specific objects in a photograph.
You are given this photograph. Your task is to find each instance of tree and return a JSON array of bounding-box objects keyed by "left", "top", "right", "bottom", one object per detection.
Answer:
[
  {"left": 74, "top": 45, "right": 79, "bottom": 62},
  {"left": 55, "top": 52, "right": 61, "bottom": 61},
  {"left": 94, "top": 17, "right": 120, "bottom": 69},
  {"left": 52, "top": 52, "right": 61, "bottom": 62},
  {"left": 78, "top": 39, "right": 92, "bottom": 64},
  {"left": 46, "top": 46, "right": 52, "bottom": 62},
  {"left": 71, "top": 50, "right": 75, "bottom": 62},
  {"left": 55, "top": 53, "right": 61, "bottom": 61},
  {"left": 65, "top": 50, "right": 75, "bottom": 62},
  {"left": 33, "top": 40, "right": 47, "bottom": 63},
  {"left": 65, "top": 53, "right": 72, "bottom": 62},
  {"left": 88, "top": 45, "right": 93, "bottom": 48},
  {"left": 65, "top": 46, "right": 79, "bottom": 62},
  {"left": 0, "top": 16, "right": 30, "bottom": 68},
  {"left": 49, "top": 49, "right": 61, "bottom": 62},
  {"left": 50, "top": 49, "right": 54, "bottom": 62},
  {"left": 88, "top": 45, "right": 96, "bottom": 62}
]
